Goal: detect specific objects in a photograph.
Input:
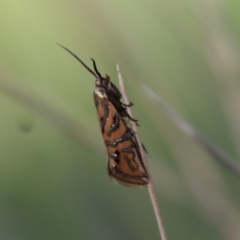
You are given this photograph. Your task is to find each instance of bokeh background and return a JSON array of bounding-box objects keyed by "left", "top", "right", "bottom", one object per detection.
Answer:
[{"left": 0, "top": 1, "right": 240, "bottom": 239}]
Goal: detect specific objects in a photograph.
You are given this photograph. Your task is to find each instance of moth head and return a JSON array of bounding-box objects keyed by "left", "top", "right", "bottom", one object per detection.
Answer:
[{"left": 91, "top": 59, "right": 111, "bottom": 90}]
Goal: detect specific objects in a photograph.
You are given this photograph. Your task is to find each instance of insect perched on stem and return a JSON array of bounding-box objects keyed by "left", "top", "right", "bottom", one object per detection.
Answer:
[{"left": 58, "top": 44, "right": 149, "bottom": 186}]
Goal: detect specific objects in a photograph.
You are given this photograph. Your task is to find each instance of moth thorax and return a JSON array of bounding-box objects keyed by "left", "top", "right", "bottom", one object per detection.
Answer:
[{"left": 94, "top": 86, "right": 107, "bottom": 100}]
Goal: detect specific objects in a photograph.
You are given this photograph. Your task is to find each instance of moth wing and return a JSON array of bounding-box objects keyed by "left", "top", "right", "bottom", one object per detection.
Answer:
[{"left": 108, "top": 150, "right": 149, "bottom": 186}]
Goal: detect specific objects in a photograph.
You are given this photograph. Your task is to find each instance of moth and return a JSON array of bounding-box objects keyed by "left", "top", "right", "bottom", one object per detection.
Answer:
[{"left": 58, "top": 44, "right": 149, "bottom": 186}]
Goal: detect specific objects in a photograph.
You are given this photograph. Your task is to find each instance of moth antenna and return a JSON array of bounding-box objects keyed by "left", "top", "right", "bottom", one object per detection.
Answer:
[
  {"left": 57, "top": 43, "right": 96, "bottom": 77},
  {"left": 91, "top": 58, "right": 103, "bottom": 79}
]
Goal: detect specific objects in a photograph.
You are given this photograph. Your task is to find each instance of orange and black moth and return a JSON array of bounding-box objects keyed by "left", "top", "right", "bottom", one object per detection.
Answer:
[{"left": 58, "top": 44, "right": 149, "bottom": 186}]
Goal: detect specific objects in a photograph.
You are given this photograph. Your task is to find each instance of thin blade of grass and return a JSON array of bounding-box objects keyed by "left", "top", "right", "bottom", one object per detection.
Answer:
[{"left": 142, "top": 84, "right": 240, "bottom": 179}]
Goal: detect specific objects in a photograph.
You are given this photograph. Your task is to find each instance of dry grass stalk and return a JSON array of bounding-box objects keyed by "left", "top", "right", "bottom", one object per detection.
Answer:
[
  {"left": 117, "top": 65, "right": 167, "bottom": 240},
  {"left": 142, "top": 84, "right": 240, "bottom": 179}
]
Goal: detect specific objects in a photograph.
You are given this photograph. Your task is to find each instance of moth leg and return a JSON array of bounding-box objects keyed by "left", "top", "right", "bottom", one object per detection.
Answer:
[
  {"left": 109, "top": 96, "right": 139, "bottom": 124},
  {"left": 120, "top": 101, "right": 133, "bottom": 107}
]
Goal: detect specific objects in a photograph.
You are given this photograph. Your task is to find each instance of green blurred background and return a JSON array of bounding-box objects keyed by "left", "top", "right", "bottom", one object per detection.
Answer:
[{"left": 0, "top": 1, "right": 240, "bottom": 239}]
